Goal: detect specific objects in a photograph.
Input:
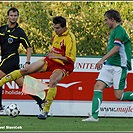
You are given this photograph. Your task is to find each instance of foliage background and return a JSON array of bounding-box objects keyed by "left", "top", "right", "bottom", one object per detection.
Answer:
[{"left": 0, "top": 1, "right": 133, "bottom": 56}]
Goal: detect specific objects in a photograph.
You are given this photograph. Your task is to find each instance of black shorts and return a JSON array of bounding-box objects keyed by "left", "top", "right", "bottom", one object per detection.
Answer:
[{"left": 0, "top": 55, "right": 20, "bottom": 74}]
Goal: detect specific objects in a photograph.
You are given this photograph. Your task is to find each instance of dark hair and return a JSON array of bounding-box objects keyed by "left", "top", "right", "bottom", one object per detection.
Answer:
[
  {"left": 7, "top": 7, "right": 19, "bottom": 16},
  {"left": 104, "top": 9, "right": 122, "bottom": 23},
  {"left": 53, "top": 16, "right": 66, "bottom": 28}
]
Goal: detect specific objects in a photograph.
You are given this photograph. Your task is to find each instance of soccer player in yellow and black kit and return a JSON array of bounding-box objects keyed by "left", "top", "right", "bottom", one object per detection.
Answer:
[
  {"left": 0, "top": 7, "right": 45, "bottom": 111},
  {"left": 0, "top": 16, "right": 76, "bottom": 119}
]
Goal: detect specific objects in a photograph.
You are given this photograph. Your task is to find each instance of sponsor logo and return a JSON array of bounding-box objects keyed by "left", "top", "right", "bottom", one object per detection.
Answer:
[
  {"left": 8, "top": 37, "right": 13, "bottom": 44},
  {"left": 100, "top": 106, "right": 133, "bottom": 114},
  {"left": 41, "top": 79, "right": 81, "bottom": 88},
  {"left": 75, "top": 62, "right": 97, "bottom": 70},
  {"left": 2, "top": 79, "right": 82, "bottom": 97}
]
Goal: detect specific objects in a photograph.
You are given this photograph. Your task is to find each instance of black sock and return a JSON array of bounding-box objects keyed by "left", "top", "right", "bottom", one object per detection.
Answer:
[{"left": 29, "top": 95, "right": 44, "bottom": 104}]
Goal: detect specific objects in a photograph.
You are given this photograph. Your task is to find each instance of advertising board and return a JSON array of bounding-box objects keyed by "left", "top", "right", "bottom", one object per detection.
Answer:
[{"left": 1, "top": 56, "right": 133, "bottom": 117}]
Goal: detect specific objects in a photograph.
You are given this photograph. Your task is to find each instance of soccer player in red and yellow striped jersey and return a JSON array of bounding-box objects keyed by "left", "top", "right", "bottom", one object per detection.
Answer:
[{"left": 0, "top": 16, "right": 76, "bottom": 120}]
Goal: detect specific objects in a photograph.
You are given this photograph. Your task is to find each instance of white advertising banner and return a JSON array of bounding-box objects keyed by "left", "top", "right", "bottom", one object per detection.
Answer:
[{"left": 0, "top": 55, "right": 133, "bottom": 117}]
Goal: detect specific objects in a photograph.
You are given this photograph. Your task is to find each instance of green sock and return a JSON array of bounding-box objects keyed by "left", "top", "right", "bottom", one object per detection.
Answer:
[
  {"left": 121, "top": 91, "right": 133, "bottom": 101},
  {"left": 0, "top": 70, "right": 22, "bottom": 87},
  {"left": 92, "top": 90, "right": 102, "bottom": 119}
]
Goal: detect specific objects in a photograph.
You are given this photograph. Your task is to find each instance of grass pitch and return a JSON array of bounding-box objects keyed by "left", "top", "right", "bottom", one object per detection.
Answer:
[{"left": 0, "top": 115, "right": 133, "bottom": 132}]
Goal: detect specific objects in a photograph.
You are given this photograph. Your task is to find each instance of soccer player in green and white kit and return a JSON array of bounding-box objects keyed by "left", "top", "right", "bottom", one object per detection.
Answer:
[{"left": 82, "top": 9, "right": 133, "bottom": 122}]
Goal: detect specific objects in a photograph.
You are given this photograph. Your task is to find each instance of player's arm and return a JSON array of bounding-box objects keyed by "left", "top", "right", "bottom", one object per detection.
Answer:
[
  {"left": 64, "top": 35, "right": 76, "bottom": 63},
  {"left": 20, "top": 29, "right": 32, "bottom": 66},
  {"left": 96, "top": 45, "right": 120, "bottom": 70},
  {"left": 47, "top": 53, "right": 69, "bottom": 62},
  {"left": 25, "top": 47, "right": 32, "bottom": 66}
]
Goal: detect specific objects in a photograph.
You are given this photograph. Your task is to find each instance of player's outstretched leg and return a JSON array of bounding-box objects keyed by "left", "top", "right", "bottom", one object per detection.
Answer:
[{"left": 0, "top": 70, "right": 22, "bottom": 87}]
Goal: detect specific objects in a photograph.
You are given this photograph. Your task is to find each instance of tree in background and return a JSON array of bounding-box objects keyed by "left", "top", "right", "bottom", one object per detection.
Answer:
[{"left": 1, "top": 2, "right": 133, "bottom": 56}]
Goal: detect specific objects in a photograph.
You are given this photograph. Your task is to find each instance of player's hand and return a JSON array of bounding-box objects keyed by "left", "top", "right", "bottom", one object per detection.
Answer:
[
  {"left": 96, "top": 59, "right": 104, "bottom": 70},
  {"left": 24, "top": 63, "right": 30, "bottom": 68},
  {"left": 47, "top": 53, "right": 58, "bottom": 59}
]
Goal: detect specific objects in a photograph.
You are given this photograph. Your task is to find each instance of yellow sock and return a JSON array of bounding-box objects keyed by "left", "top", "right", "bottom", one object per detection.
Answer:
[
  {"left": 43, "top": 87, "right": 57, "bottom": 112},
  {"left": 0, "top": 70, "right": 22, "bottom": 87}
]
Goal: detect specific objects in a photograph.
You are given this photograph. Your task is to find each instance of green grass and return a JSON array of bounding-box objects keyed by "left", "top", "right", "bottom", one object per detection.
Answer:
[{"left": 0, "top": 115, "right": 133, "bottom": 132}]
